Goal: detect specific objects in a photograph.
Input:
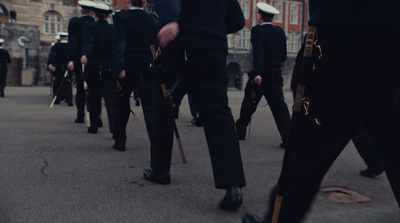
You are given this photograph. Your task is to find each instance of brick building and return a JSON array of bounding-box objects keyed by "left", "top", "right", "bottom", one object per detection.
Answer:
[{"left": 0, "top": 0, "right": 307, "bottom": 88}]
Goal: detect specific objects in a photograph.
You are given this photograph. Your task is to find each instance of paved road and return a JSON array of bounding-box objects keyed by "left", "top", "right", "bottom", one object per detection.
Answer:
[{"left": 0, "top": 87, "right": 398, "bottom": 223}]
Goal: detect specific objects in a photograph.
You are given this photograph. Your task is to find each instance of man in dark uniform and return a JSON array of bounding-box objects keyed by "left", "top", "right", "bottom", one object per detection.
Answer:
[
  {"left": 48, "top": 33, "right": 73, "bottom": 106},
  {"left": 0, "top": 39, "right": 11, "bottom": 98},
  {"left": 144, "top": 0, "right": 246, "bottom": 211},
  {"left": 81, "top": 3, "right": 115, "bottom": 134},
  {"left": 243, "top": 0, "right": 400, "bottom": 222},
  {"left": 291, "top": 45, "right": 384, "bottom": 178},
  {"left": 111, "top": 0, "right": 158, "bottom": 151},
  {"left": 235, "top": 3, "right": 291, "bottom": 148},
  {"left": 67, "top": 0, "right": 95, "bottom": 123},
  {"left": 48, "top": 35, "right": 61, "bottom": 99}
]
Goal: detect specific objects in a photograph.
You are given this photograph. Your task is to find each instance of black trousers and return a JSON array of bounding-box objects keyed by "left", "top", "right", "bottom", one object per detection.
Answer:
[
  {"left": 0, "top": 70, "right": 6, "bottom": 92},
  {"left": 150, "top": 49, "right": 246, "bottom": 189},
  {"left": 352, "top": 126, "right": 382, "bottom": 171},
  {"left": 265, "top": 28, "right": 400, "bottom": 223},
  {"left": 188, "top": 94, "right": 198, "bottom": 120},
  {"left": 0, "top": 64, "right": 7, "bottom": 92},
  {"left": 86, "top": 64, "right": 116, "bottom": 132},
  {"left": 103, "top": 77, "right": 117, "bottom": 133},
  {"left": 74, "top": 61, "right": 86, "bottom": 120},
  {"left": 236, "top": 74, "right": 291, "bottom": 143},
  {"left": 113, "top": 68, "right": 155, "bottom": 145},
  {"left": 54, "top": 66, "right": 72, "bottom": 104}
]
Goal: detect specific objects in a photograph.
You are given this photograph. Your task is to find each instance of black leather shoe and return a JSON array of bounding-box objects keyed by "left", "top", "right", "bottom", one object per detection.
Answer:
[
  {"left": 75, "top": 118, "right": 84, "bottom": 123},
  {"left": 68, "top": 102, "right": 73, "bottom": 107},
  {"left": 0, "top": 90, "right": 4, "bottom": 98},
  {"left": 143, "top": 169, "right": 171, "bottom": 185},
  {"left": 242, "top": 213, "right": 264, "bottom": 223},
  {"left": 219, "top": 186, "right": 243, "bottom": 211},
  {"left": 360, "top": 166, "right": 384, "bottom": 178},
  {"left": 236, "top": 121, "right": 246, "bottom": 140},
  {"left": 279, "top": 142, "right": 286, "bottom": 149},
  {"left": 87, "top": 127, "right": 98, "bottom": 134},
  {"left": 112, "top": 143, "right": 125, "bottom": 151},
  {"left": 98, "top": 118, "right": 103, "bottom": 127}
]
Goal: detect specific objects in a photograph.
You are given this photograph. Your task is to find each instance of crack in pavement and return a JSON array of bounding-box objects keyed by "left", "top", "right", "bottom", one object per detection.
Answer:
[{"left": 40, "top": 158, "right": 48, "bottom": 177}]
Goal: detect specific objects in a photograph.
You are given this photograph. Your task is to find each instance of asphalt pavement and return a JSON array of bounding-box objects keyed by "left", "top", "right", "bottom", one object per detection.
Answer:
[{"left": 0, "top": 86, "right": 399, "bottom": 223}]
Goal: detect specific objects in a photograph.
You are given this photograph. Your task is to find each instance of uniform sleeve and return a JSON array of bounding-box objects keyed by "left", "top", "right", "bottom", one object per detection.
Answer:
[
  {"left": 250, "top": 28, "right": 263, "bottom": 78},
  {"left": 48, "top": 45, "right": 57, "bottom": 66},
  {"left": 155, "top": 0, "right": 181, "bottom": 28},
  {"left": 112, "top": 13, "right": 127, "bottom": 75},
  {"left": 225, "top": 0, "right": 245, "bottom": 34},
  {"left": 81, "top": 23, "right": 95, "bottom": 58},
  {"left": 47, "top": 46, "right": 55, "bottom": 66},
  {"left": 281, "top": 29, "right": 287, "bottom": 62},
  {"left": 5, "top": 50, "right": 11, "bottom": 63},
  {"left": 67, "top": 19, "right": 78, "bottom": 62}
]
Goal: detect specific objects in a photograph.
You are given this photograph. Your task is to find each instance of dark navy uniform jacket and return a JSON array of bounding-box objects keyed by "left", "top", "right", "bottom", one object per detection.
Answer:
[
  {"left": 82, "top": 20, "right": 113, "bottom": 65},
  {"left": 68, "top": 15, "right": 95, "bottom": 62},
  {"left": 0, "top": 48, "right": 11, "bottom": 73},
  {"left": 49, "top": 42, "right": 70, "bottom": 68},
  {"left": 250, "top": 24, "right": 287, "bottom": 77},
  {"left": 112, "top": 9, "right": 158, "bottom": 75},
  {"left": 155, "top": 0, "right": 244, "bottom": 50}
]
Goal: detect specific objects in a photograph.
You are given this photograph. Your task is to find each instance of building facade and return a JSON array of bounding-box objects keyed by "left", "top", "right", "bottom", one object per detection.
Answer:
[
  {"left": 0, "top": 0, "right": 307, "bottom": 88},
  {"left": 0, "top": 0, "right": 123, "bottom": 85}
]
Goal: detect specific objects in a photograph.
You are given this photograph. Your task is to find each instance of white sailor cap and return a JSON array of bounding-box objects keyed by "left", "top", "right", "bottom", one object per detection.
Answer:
[
  {"left": 256, "top": 3, "right": 279, "bottom": 18},
  {"left": 0, "top": 39, "right": 4, "bottom": 44},
  {"left": 93, "top": 3, "right": 113, "bottom": 14},
  {"left": 78, "top": 0, "right": 96, "bottom": 10},
  {"left": 55, "top": 34, "right": 60, "bottom": 40},
  {"left": 57, "top": 32, "right": 68, "bottom": 38}
]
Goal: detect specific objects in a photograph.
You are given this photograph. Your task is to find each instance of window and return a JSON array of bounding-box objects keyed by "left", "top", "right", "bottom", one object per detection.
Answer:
[
  {"left": 290, "top": 5, "right": 299, "bottom": 24},
  {"left": 287, "top": 32, "right": 301, "bottom": 53},
  {"left": 227, "top": 34, "right": 233, "bottom": 48},
  {"left": 274, "top": 3, "right": 283, "bottom": 23},
  {"left": 237, "top": 29, "right": 251, "bottom": 49},
  {"left": 241, "top": 0, "right": 250, "bottom": 19},
  {"left": 44, "top": 11, "right": 62, "bottom": 34}
]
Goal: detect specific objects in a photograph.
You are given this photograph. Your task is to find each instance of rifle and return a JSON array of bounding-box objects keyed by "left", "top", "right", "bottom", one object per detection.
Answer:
[
  {"left": 50, "top": 70, "right": 69, "bottom": 108},
  {"left": 150, "top": 45, "right": 187, "bottom": 164}
]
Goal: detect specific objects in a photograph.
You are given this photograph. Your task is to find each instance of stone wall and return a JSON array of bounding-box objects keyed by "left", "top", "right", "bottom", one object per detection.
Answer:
[
  {"left": 0, "top": 23, "right": 40, "bottom": 85},
  {"left": 1, "top": 0, "right": 80, "bottom": 46}
]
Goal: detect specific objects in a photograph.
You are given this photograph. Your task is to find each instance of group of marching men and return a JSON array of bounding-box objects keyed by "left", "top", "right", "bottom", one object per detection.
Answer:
[
  {"left": 45, "top": 0, "right": 400, "bottom": 222},
  {"left": 47, "top": 0, "right": 155, "bottom": 141},
  {"left": 46, "top": 0, "right": 248, "bottom": 213}
]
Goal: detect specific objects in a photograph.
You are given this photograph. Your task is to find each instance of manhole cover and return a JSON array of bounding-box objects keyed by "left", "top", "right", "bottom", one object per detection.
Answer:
[{"left": 322, "top": 187, "right": 372, "bottom": 203}]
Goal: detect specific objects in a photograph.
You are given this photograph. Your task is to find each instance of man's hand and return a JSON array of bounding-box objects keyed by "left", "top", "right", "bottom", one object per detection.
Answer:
[
  {"left": 81, "top": 55, "right": 88, "bottom": 65},
  {"left": 254, "top": 75, "right": 262, "bottom": 85},
  {"left": 158, "top": 22, "right": 179, "bottom": 48},
  {"left": 119, "top": 70, "right": 126, "bottom": 79},
  {"left": 48, "top": 64, "right": 55, "bottom": 72},
  {"left": 67, "top": 61, "right": 74, "bottom": 71}
]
